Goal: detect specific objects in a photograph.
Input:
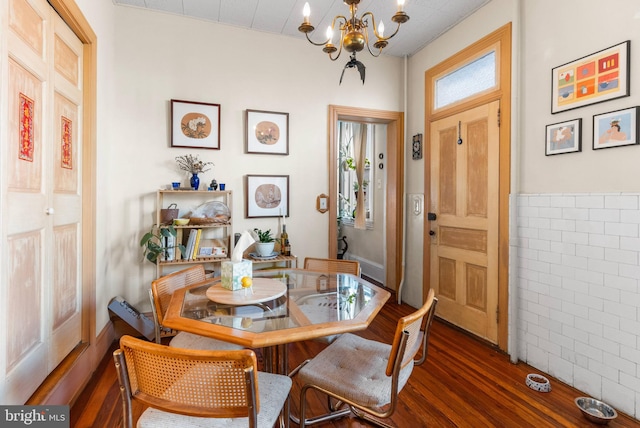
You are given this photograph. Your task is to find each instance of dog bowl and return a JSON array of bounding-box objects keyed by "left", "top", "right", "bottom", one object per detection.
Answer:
[
  {"left": 173, "top": 218, "right": 190, "bottom": 226},
  {"left": 575, "top": 397, "right": 618, "bottom": 425}
]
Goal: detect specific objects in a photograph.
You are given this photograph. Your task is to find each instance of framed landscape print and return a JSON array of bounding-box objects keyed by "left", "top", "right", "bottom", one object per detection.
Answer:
[
  {"left": 245, "top": 109, "right": 289, "bottom": 155},
  {"left": 593, "top": 106, "right": 639, "bottom": 150},
  {"left": 545, "top": 118, "right": 582, "bottom": 155},
  {"left": 171, "top": 99, "right": 221, "bottom": 149},
  {"left": 245, "top": 174, "right": 289, "bottom": 218},
  {"left": 551, "top": 41, "right": 630, "bottom": 114}
]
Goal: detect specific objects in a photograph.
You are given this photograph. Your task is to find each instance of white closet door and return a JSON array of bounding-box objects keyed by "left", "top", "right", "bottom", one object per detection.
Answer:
[{"left": 1, "top": 0, "right": 83, "bottom": 403}]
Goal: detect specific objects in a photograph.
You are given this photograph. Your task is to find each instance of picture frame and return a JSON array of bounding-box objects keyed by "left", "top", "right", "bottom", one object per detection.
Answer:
[
  {"left": 593, "top": 106, "right": 639, "bottom": 150},
  {"left": 171, "top": 99, "right": 220, "bottom": 149},
  {"left": 545, "top": 118, "right": 582, "bottom": 156},
  {"left": 245, "top": 109, "right": 289, "bottom": 155},
  {"left": 551, "top": 40, "right": 630, "bottom": 114},
  {"left": 245, "top": 174, "right": 289, "bottom": 218},
  {"left": 412, "top": 133, "right": 423, "bottom": 160}
]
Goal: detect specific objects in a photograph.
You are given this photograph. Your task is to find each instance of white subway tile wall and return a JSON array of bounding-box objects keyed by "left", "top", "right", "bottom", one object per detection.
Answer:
[{"left": 516, "top": 193, "right": 640, "bottom": 419}]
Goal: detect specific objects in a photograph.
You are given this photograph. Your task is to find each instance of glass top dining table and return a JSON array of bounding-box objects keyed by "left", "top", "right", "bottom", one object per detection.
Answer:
[{"left": 163, "top": 268, "right": 391, "bottom": 373}]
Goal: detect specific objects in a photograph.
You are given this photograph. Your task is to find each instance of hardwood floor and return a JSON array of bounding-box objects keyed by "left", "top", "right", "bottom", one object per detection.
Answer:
[{"left": 71, "top": 299, "right": 640, "bottom": 427}]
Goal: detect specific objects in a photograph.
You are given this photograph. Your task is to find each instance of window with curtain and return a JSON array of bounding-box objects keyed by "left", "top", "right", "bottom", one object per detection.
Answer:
[{"left": 338, "top": 121, "right": 374, "bottom": 229}]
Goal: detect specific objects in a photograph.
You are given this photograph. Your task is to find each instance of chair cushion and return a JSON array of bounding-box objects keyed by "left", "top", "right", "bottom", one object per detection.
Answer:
[
  {"left": 137, "top": 371, "right": 292, "bottom": 427},
  {"left": 298, "top": 333, "right": 413, "bottom": 408},
  {"left": 169, "top": 332, "right": 243, "bottom": 351}
]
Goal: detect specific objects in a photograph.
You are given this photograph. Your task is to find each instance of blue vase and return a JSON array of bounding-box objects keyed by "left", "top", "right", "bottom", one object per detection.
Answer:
[{"left": 190, "top": 173, "right": 200, "bottom": 190}]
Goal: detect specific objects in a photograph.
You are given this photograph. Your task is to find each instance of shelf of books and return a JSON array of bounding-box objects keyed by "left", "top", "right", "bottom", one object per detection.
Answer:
[{"left": 155, "top": 190, "right": 233, "bottom": 279}]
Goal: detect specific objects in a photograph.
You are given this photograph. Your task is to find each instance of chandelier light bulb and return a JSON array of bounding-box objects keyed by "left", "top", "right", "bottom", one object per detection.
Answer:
[
  {"left": 397, "top": 0, "right": 405, "bottom": 12},
  {"left": 303, "top": 2, "right": 310, "bottom": 24},
  {"left": 326, "top": 26, "right": 334, "bottom": 42},
  {"left": 378, "top": 21, "right": 385, "bottom": 38}
]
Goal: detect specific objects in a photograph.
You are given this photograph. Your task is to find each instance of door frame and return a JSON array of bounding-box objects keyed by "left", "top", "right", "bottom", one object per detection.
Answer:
[
  {"left": 328, "top": 105, "right": 404, "bottom": 291},
  {"left": 423, "top": 24, "right": 511, "bottom": 350},
  {"left": 25, "top": 0, "right": 98, "bottom": 404}
]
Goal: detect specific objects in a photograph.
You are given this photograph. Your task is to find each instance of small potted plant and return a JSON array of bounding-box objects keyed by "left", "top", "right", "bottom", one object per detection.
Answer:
[
  {"left": 253, "top": 228, "right": 275, "bottom": 257},
  {"left": 140, "top": 225, "right": 186, "bottom": 264}
]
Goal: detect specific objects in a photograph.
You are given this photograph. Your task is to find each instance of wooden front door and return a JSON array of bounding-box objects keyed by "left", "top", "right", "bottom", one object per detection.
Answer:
[
  {"left": 428, "top": 100, "right": 499, "bottom": 343},
  {"left": 2, "top": 0, "right": 83, "bottom": 403}
]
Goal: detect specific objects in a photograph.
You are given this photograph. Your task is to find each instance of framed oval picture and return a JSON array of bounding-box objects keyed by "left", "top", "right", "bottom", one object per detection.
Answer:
[{"left": 245, "top": 109, "right": 289, "bottom": 155}]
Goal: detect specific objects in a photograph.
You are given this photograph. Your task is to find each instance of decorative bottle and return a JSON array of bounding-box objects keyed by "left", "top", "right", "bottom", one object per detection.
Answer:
[{"left": 281, "top": 225, "right": 291, "bottom": 256}]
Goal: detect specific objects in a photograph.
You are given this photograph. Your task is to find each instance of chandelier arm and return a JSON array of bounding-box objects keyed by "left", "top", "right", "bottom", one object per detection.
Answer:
[
  {"left": 363, "top": 31, "right": 382, "bottom": 57},
  {"left": 328, "top": 31, "right": 345, "bottom": 61},
  {"left": 303, "top": 15, "right": 348, "bottom": 47},
  {"left": 378, "top": 21, "right": 403, "bottom": 42},
  {"left": 305, "top": 32, "right": 330, "bottom": 47}
]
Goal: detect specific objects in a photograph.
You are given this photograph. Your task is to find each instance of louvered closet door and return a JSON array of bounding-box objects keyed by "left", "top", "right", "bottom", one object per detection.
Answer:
[{"left": 2, "top": 0, "right": 83, "bottom": 403}]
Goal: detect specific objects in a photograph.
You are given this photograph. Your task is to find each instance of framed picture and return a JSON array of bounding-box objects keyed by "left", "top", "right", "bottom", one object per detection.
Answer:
[
  {"left": 171, "top": 99, "right": 220, "bottom": 149},
  {"left": 245, "top": 174, "right": 289, "bottom": 218},
  {"left": 412, "top": 134, "right": 423, "bottom": 160},
  {"left": 593, "top": 106, "right": 639, "bottom": 150},
  {"left": 245, "top": 109, "right": 289, "bottom": 155},
  {"left": 551, "top": 40, "right": 630, "bottom": 114},
  {"left": 545, "top": 118, "right": 582, "bottom": 155}
]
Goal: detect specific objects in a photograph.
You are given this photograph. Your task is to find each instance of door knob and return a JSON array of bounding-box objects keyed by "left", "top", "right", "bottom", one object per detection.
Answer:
[
  {"left": 45, "top": 207, "right": 55, "bottom": 215},
  {"left": 429, "top": 230, "right": 435, "bottom": 236}
]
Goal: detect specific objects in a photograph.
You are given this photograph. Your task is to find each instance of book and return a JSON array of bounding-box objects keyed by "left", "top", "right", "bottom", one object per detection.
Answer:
[
  {"left": 166, "top": 233, "right": 175, "bottom": 261},
  {"left": 192, "top": 229, "right": 202, "bottom": 260},
  {"left": 184, "top": 229, "right": 198, "bottom": 260}
]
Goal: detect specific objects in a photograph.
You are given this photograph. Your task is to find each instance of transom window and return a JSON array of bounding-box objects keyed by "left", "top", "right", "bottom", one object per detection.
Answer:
[{"left": 434, "top": 50, "right": 496, "bottom": 110}]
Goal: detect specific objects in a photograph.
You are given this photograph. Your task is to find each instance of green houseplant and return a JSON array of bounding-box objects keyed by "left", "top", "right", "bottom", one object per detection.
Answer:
[
  {"left": 140, "top": 225, "right": 186, "bottom": 264},
  {"left": 253, "top": 228, "right": 275, "bottom": 257}
]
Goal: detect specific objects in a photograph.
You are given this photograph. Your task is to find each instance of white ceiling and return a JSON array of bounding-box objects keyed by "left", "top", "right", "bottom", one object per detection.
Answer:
[{"left": 111, "top": 0, "right": 490, "bottom": 57}]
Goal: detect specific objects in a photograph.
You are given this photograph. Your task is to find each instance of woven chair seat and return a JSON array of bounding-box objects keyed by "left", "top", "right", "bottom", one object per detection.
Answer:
[
  {"left": 137, "top": 371, "right": 290, "bottom": 427},
  {"left": 169, "top": 331, "right": 243, "bottom": 351},
  {"left": 298, "top": 333, "right": 413, "bottom": 408}
]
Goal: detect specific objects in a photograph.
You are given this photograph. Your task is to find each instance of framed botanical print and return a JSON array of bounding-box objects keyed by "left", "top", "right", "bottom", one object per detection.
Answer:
[
  {"left": 245, "top": 109, "right": 289, "bottom": 155},
  {"left": 171, "top": 99, "right": 220, "bottom": 149},
  {"left": 245, "top": 174, "right": 289, "bottom": 218}
]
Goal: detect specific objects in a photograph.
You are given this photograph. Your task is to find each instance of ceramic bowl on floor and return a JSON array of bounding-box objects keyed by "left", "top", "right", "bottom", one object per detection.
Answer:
[{"left": 575, "top": 397, "right": 617, "bottom": 425}]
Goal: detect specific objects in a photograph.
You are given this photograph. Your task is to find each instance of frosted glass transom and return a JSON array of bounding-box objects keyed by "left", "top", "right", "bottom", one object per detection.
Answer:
[{"left": 435, "top": 51, "right": 496, "bottom": 109}]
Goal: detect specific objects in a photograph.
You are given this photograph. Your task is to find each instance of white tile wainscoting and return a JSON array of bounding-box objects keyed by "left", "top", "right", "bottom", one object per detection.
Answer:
[{"left": 516, "top": 193, "right": 640, "bottom": 419}]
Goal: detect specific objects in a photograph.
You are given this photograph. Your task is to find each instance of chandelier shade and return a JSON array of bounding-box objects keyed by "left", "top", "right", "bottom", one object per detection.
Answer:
[{"left": 299, "top": 0, "right": 409, "bottom": 61}]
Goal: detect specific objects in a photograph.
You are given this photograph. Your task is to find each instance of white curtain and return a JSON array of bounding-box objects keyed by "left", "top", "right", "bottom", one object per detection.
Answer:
[{"left": 354, "top": 124, "right": 367, "bottom": 229}]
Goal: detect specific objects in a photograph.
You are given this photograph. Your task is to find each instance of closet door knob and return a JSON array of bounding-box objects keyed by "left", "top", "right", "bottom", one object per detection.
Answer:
[{"left": 45, "top": 208, "right": 55, "bottom": 215}]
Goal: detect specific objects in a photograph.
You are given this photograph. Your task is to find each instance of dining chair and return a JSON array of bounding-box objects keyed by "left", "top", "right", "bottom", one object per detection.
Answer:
[
  {"left": 290, "top": 289, "right": 438, "bottom": 428},
  {"left": 150, "top": 265, "right": 242, "bottom": 350},
  {"left": 113, "top": 335, "right": 292, "bottom": 428},
  {"left": 303, "top": 257, "right": 362, "bottom": 346},
  {"left": 303, "top": 257, "right": 361, "bottom": 277}
]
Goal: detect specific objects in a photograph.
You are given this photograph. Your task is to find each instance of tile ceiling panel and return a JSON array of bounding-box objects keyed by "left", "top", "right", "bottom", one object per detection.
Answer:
[
  {"left": 112, "top": 0, "right": 491, "bottom": 57},
  {"left": 183, "top": 0, "right": 221, "bottom": 22}
]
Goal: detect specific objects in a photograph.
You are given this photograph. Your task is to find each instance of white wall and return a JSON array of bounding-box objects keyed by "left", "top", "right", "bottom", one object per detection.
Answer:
[
  {"left": 405, "top": 0, "right": 640, "bottom": 419},
  {"left": 76, "top": 2, "right": 404, "bottom": 331},
  {"left": 403, "top": 0, "right": 518, "bottom": 307},
  {"left": 521, "top": 1, "right": 640, "bottom": 193}
]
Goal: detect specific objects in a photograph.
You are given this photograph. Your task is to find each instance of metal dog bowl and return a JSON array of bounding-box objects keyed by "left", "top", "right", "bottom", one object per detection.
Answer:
[{"left": 575, "top": 397, "right": 618, "bottom": 425}]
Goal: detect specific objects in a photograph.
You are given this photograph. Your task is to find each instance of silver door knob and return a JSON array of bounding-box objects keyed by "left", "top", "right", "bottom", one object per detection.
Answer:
[{"left": 45, "top": 207, "right": 55, "bottom": 215}]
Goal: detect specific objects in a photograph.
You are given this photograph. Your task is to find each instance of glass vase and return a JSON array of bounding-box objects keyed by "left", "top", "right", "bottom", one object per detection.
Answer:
[{"left": 190, "top": 173, "right": 200, "bottom": 190}]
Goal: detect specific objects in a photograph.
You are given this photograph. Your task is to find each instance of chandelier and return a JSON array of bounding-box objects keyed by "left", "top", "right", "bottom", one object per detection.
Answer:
[{"left": 298, "top": 0, "right": 409, "bottom": 61}]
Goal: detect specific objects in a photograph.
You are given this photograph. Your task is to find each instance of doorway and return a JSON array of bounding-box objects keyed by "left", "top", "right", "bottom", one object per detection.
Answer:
[
  {"left": 328, "top": 106, "right": 404, "bottom": 291},
  {"left": 424, "top": 24, "right": 511, "bottom": 350}
]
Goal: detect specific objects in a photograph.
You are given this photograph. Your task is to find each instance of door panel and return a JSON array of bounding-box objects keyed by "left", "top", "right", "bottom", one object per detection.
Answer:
[
  {"left": 2, "top": 0, "right": 83, "bottom": 403},
  {"left": 429, "top": 101, "right": 499, "bottom": 343}
]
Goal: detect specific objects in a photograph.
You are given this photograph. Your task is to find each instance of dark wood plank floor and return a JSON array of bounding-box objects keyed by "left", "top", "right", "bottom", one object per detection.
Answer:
[{"left": 71, "top": 299, "right": 640, "bottom": 427}]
